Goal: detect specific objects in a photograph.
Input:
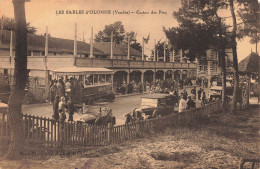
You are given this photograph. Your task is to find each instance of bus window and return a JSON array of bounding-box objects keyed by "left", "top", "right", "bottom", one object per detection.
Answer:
[
  {"left": 85, "top": 74, "right": 93, "bottom": 85},
  {"left": 94, "top": 74, "right": 98, "bottom": 84},
  {"left": 99, "top": 74, "right": 105, "bottom": 83},
  {"left": 106, "top": 74, "right": 111, "bottom": 83}
]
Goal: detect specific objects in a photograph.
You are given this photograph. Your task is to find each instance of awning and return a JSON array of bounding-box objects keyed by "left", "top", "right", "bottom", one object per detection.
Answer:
[{"left": 51, "top": 66, "right": 114, "bottom": 75}]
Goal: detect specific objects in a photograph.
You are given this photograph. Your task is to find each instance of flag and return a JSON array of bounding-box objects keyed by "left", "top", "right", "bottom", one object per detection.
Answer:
[{"left": 143, "top": 34, "right": 150, "bottom": 44}]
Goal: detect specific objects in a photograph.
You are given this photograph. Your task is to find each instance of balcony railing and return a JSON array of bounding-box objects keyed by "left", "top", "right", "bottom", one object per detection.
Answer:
[{"left": 0, "top": 56, "right": 197, "bottom": 70}]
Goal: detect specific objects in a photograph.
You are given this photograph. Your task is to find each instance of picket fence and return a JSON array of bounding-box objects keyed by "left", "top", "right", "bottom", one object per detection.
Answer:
[{"left": 0, "top": 101, "right": 223, "bottom": 155}]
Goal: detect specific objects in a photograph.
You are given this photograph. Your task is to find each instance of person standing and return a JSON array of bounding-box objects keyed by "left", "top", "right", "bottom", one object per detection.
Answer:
[
  {"left": 198, "top": 88, "right": 202, "bottom": 100},
  {"left": 191, "top": 87, "right": 196, "bottom": 100},
  {"left": 201, "top": 90, "right": 207, "bottom": 106},
  {"left": 58, "top": 96, "right": 67, "bottom": 122},
  {"left": 67, "top": 97, "right": 74, "bottom": 122},
  {"left": 186, "top": 96, "right": 196, "bottom": 110},
  {"left": 183, "top": 89, "right": 188, "bottom": 100},
  {"left": 65, "top": 79, "right": 72, "bottom": 100},
  {"left": 57, "top": 79, "right": 65, "bottom": 97},
  {"left": 178, "top": 95, "right": 187, "bottom": 113},
  {"left": 53, "top": 96, "right": 60, "bottom": 121},
  {"left": 50, "top": 80, "right": 57, "bottom": 103}
]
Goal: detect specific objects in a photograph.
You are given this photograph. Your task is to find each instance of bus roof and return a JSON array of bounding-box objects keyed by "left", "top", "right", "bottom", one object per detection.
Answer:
[{"left": 51, "top": 66, "right": 114, "bottom": 75}]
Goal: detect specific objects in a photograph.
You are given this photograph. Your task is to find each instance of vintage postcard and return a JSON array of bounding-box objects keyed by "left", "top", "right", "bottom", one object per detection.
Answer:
[{"left": 0, "top": 0, "right": 259, "bottom": 168}]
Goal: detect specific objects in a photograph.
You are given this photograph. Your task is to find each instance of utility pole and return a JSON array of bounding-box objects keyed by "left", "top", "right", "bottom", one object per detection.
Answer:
[{"left": 110, "top": 31, "right": 113, "bottom": 59}]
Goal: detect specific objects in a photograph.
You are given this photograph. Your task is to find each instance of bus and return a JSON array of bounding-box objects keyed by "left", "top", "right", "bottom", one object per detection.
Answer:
[{"left": 51, "top": 66, "right": 115, "bottom": 105}]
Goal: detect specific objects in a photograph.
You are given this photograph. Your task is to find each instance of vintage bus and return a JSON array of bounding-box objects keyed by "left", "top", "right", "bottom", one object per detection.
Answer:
[{"left": 51, "top": 66, "right": 115, "bottom": 105}]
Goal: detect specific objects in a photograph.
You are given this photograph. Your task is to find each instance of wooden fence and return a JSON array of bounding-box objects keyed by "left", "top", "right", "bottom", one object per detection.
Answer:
[{"left": 0, "top": 101, "right": 223, "bottom": 155}]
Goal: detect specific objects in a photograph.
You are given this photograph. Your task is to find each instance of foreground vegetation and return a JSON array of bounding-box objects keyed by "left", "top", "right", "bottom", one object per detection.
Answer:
[{"left": 0, "top": 104, "right": 259, "bottom": 169}]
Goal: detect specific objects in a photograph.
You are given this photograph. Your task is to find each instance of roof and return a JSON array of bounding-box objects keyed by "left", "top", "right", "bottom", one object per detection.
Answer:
[
  {"left": 0, "top": 102, "right": 8, "bottom": 109},
  {"left": 93, "top": 42, "right": 142, "bottom": 57},
  {"left": 51, "top": 66, "right": 114, "bottom": 75},
  {"left": 238, "top": 52, "right": 260, "bottom": 73},
  {"left": 210, "top": 86, "right": 222, "bottom": 91},
  {"left": 141, "top": 94, "right": 174, "bottom": 99},
  {"left": 0, "top": 30, "right": 105, "bottom": 55}
]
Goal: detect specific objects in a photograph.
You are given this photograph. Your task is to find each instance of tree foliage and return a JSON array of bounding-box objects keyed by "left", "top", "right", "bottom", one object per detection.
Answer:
[
  {"left": 94, "top": 21, "right": 142, "bottom": 52},
  {"left": 0, "top": 16, "right": 37, "bottom": 34},
  {"left": 164, "top": 0, "right": 230, "bottom": 62},
  {"left": 237, "top": 0, "right": 260, "bottom": 44}
]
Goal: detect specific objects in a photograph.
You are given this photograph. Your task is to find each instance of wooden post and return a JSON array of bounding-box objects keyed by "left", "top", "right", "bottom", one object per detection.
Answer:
[
  {"left": 107, "top": 123, "right": 112, "bottom": 145},
  {"left": 127, "top": 36, "right": 130, "bottom": 60},
  {"left": 142, "top": 38, "right": 144, "bottom": 61},
  {"left": 73, "top": 23, "right": 77, "bottom": 66},
  {"left": 110, "top": 32, "right": 113, "bottom": 59}
]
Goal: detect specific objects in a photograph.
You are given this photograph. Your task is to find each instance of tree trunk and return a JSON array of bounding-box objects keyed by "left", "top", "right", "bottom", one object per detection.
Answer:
[
  {"left": 212, "top": 0, "right": 227, "bottom": 113},
  {"left": 220, "top": 48, "right": 227, "bottom": 113},
  {"left": 229, "top": 0, "right": 239, "bottom": 114},
  {"left": 4, "top": 0, "right": 28, "bottom": 160}
]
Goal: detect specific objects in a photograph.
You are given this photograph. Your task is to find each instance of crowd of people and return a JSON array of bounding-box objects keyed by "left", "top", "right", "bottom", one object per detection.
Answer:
[{"left": 49, "top": 77, "right": 80, "bottom": 122}]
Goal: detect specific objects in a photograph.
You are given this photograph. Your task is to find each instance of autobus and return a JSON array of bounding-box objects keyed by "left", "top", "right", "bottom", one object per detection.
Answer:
[{"left": 51, "top": 66, "right": 115, "bottom": 105}]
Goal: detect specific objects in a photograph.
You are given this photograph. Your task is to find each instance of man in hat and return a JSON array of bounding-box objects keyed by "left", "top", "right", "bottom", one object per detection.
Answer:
[{"left": 186, "top": 96, "right": 196, "bottom": 110}]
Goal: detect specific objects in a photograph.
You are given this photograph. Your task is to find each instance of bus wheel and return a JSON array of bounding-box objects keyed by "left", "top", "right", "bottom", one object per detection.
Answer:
[
  {"left": 107, "top": 93, "right": 115, "bottom": 102},
  {"left": 88, "top": 97, "right": 95, "bottom": 105}
]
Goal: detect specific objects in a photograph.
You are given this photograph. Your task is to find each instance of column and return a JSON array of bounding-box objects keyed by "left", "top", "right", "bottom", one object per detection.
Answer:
[
  {"left": 153, "top": 70, "right": 156, "bottom": 83},
  {"left": 163, "top": 71, "right": 166, "bottom": 80},
  {"left": 180, "top": 49, "right": 183, "bottom": 63},
  {"left": 172, "top": 71, "right": 174, "bottom": 80},
  {"left": 110, "top": 32, "right": 113, "bottom": 59},
  {"left": 10, "top": 30, "right": 13, "bottom": 56},
  {"left": 127, "top": 36, "right": 130, "bottom": 60},
  {"left": 73, "top": 23, "right": 77, "bottom": 66},
  {"left": 163, "top": 41, "right": 166, "bottom": 62},
  {"left": 142, "top": 38, "right": 144, "bottom": 61},
  {"left": 154, "top": 39, "right": 156, "bottom": 61},
  {"left": 126, "top": 72, "right": 130, "bottom": 83},
  {"left": 141, "top": 71, "right": 144, "bottom": 92},
  {"left": 180, "top": 70, "right": 183, "bottom": 80},
  {"left": 111, "top": 74, "right": 114, "bottom": 92},
  {"left": 90, "top": 26, "right": 94, "bottom": 58},
  {"left": 208, "top": 60, "right": 211, "bottom": 82},
  {"left": 172, "top": 50, "right": 175, "bottom": 62},
  {"left": 9, "top": 30, "right": 13, "bottom": 64}
]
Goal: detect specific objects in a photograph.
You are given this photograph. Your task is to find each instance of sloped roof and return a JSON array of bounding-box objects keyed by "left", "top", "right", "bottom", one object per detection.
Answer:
[
  {"left": 238, "top": 52, "right": 260, "bottom": 73},
  {"left": 93, "top": 42, "right": 142, "bottom": 57},
  {"left": 0, "top": 30, "right": 105, "bottom": 55}
]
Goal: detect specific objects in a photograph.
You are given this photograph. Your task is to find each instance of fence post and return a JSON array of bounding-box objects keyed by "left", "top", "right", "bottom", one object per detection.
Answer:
[
  {"left": 107, "top": 123, "right": 112, "bottom": 145},
  {"left": 136, "top": 120, "right": 140, "bottom": 136}
]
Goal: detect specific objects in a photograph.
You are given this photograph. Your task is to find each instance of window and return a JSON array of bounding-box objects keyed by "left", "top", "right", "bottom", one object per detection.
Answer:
[
  {"left": 94, "top": 74, "right": 98, "bottom": 84},
  {"left": 106, "top": 74, "right": 111, "bottom": 83},
  {"left": 99, "top": 74, "right": 105, "bottom": 83},
  {"left": 27, "top": 50, "right": 31, "bottom": 56},
  {"left": 85, "top": 74, "right": 93, "bottom": 85}
]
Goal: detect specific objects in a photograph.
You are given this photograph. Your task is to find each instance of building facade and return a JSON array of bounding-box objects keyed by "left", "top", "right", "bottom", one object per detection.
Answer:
[{"left": 0, "top": 30, "right": 197, "bottom": 101}]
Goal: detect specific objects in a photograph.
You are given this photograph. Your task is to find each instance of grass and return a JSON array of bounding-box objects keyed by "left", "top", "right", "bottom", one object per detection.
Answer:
[{"left": 0, "top": 105, "right": 259, "bottom": 169}]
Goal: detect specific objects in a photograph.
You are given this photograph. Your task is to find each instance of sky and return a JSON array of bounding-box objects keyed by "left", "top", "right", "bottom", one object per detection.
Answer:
[{"left": 0, "top": 0, "right": 258, "bottom": 62}]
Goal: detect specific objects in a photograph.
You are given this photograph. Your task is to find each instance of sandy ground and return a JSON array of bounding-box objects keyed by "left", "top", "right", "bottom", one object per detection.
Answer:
[{"left": 1, "top": 101, "right": 259, "bottom": 169}]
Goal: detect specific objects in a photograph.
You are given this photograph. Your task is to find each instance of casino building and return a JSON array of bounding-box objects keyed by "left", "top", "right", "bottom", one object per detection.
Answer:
[{"left": 0, "top": 29, "right": 198, "bottom": 101}]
